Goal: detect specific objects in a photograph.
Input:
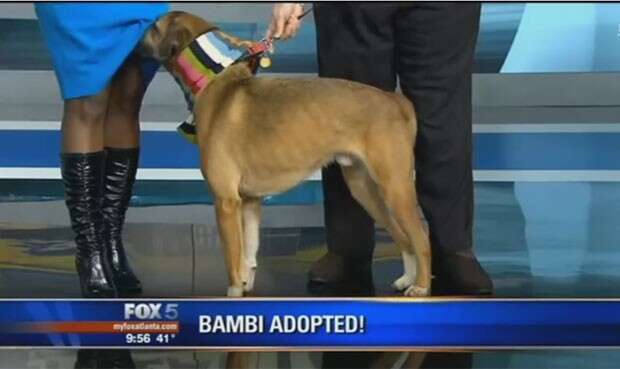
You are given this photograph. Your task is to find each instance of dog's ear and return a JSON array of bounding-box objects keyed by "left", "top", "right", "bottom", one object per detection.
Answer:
[
  {"left": 212, "top": 31, "right": 259, "bottom": 74},
  {"left": 159, "top": 25, "right": 192, "bottom": 60},
  {"left": 213, "top": 30, "right": 254, "bottom": 50},
  {"left": 140, "top": 11, "right": 202, "bottom": 62},
  {"left": 156, "top": 14, "right": 195, "bottom": 61}
]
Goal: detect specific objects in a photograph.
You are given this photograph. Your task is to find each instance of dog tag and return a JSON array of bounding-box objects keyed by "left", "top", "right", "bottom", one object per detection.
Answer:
[{"left": 259, "top": 56, "right": 272, "bottom": 69}]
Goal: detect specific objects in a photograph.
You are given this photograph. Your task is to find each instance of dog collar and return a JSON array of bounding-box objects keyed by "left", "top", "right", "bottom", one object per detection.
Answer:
[
  {"left": 171, "top": 31, "right": 272, "bottom": 114},
  {"left": 171, "top": 31, "right": 245, "bottom": 104}
]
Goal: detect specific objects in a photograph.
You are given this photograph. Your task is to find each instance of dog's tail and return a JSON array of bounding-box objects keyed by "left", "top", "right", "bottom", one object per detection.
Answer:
[{"left": 394, "top": 93, "right": 418, "bottom": 144}]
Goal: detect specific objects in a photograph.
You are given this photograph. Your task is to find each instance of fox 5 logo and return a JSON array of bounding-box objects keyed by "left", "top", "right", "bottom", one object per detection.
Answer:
[{"left": 124, "top": 303, "right": 179, "bottom": 320}]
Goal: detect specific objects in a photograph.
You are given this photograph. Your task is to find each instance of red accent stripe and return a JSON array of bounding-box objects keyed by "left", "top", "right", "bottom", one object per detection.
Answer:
[{"left": 21, "top": 321, "right": 180, "bottom": 334}]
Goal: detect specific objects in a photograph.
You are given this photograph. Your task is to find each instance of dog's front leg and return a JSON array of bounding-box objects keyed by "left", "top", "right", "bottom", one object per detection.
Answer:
[
  {"left": 215, "top": 196, "right": 245, "bottom": 297},
  {"left": 242, "top": 198, "right": 261, "bottom": 293}
]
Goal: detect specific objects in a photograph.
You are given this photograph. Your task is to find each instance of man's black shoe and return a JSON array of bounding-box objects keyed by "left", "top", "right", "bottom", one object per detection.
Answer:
[
  {"left": 307, "top": 251, "right": 375, "bottom": 296},
  {"left": 432, "top": 250, "right": 493, "bottom": 296},
  {"left": 308, "top": 251, "right": 347, "bottom": 284}
]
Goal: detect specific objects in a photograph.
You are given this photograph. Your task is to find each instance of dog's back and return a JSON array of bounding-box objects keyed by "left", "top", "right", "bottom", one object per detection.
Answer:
[
  {"left": 194, "top": 64, "right": 417, "bottom": 201},
  {"left": 196, "top": 63, "right": 416, "bottom": 152}
]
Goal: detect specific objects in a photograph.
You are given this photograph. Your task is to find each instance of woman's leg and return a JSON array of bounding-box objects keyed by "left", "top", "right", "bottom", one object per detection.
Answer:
[
  {"left": 61, "top": 87, "right": 117, "bottom": 298},
  {"left": 104, "top": 54, "right": 144, "bottom": 148},
  {"left": 62, "top": 89, "right": 110, "bottom": 152},
  {"left": 101, "top": 54, "right": 147, "bottom": 296}
]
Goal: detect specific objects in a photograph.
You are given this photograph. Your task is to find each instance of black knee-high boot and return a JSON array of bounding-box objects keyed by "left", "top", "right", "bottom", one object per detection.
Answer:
[
  {"left": 62, "top": 151, "right": 117, "bottom": 298},
  {"left": 74, "top": 349, "right": 136, "bottom": 369},
  {"left": 102, "top": 147, "right": 142, "bottom": 296}
]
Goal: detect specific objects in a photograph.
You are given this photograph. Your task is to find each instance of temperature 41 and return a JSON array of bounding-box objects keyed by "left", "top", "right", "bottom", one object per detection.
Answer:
[{"left": 156, "top": 334, "right": 176, "bottom": 344}]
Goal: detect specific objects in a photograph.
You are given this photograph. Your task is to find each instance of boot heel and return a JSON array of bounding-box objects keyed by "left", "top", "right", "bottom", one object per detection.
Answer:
[{"left": 75, "top": 256, "right": 117, "bottom": 298}]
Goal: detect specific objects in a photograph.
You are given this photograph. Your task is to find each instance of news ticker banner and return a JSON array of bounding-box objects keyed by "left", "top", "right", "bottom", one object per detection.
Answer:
[{"left": 1, "top": 298, "right": 620, "bottom": 349}]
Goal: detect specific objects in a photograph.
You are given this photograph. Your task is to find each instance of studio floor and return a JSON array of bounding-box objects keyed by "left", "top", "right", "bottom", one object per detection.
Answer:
[{"left": 1, "top": 182, "right": 620, "bottom": 368}]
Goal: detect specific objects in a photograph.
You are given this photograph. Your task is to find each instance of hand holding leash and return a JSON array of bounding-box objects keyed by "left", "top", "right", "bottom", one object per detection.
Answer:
[
  {"left": 257, "top": 4, "right": 312, "bottom": 68},
  {"left": 267, "top": 3, "right": 308, "bottom": 40}
]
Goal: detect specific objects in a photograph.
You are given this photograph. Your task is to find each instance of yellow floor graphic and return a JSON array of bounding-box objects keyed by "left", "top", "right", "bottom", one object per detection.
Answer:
[{"left": 0, "top": 239, "right": 73, "bottom": 273}]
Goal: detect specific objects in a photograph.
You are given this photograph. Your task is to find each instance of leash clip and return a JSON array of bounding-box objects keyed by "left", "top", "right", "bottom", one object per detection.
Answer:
[
  {"left": 236, "top": 38, "right": 273, "bottom": 69},
  {"left": 248, "top": 38, "right": 273, "bottom": 57}
]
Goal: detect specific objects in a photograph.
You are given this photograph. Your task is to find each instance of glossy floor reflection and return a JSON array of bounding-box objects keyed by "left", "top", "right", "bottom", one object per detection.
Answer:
[{"left": 2, "top": 182, "right": 620, "bottom": 368}]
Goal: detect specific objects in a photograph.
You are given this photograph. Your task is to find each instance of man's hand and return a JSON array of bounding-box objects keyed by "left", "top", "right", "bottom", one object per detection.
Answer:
[{"left": 267, "top": 3, "right": 304, "bottom": 40}]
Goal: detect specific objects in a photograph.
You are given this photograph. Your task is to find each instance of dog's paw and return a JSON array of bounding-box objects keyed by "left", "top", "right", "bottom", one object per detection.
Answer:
[
  {"left": 227, "top": 286, "right": 244, "bottom": 297},
  {"left": 403, "top": 285, "right": 430, "bottom": 297},
  {"left": 243, "top": 267, "right": 256, "bottom": 292},
  {"left": 393, "top": 274, "right": 430, "bottom": 297},
  {"left": 392, "top": 274, "right": 415, "bottom": 291}
]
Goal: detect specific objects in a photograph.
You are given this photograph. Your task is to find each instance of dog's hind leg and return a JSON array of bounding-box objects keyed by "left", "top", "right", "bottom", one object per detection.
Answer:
[
  {"left": 341, "top": 164, "right": 418, "bottom": 291},
  {"left": 341, "top": 165, "right": 392, "bottom": 229},
  {"left": 242, "top": 198, "right": 261, "bottom": 293},
  {"left": 215, "top": 195, "right": 245, "bottom": 297},
  {"left": 363, "top": 131, "right": 431, "bottom": 296},
  {"left": 374, "top": 170, "right": 431, "bottom": 297}
]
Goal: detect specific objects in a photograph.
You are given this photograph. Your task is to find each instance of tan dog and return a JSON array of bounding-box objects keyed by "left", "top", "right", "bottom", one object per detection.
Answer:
[{"left": 140, "top": 11, "right": 431, "bottom": 297}]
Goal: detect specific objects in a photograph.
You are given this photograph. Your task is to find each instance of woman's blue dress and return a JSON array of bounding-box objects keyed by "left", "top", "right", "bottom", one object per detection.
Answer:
[{"left": 35, "top": 3, "right": 169, "bottom": 100}]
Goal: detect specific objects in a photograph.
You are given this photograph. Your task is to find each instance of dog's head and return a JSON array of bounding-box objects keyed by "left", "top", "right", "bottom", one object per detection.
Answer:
[
  {"left": 140, "top": 10, "right": 262, "bottom": 112},
  {"left": 140, "top": 11, "right": 255, "bottom": 67},
  {"left": 140, "top": 11, "right": 216, "bottom": 63}
]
